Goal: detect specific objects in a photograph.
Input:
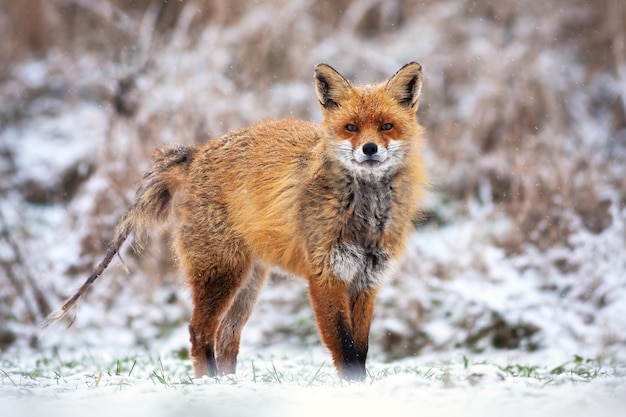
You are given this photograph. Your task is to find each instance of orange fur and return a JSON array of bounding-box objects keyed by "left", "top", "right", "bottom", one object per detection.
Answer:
[{"left": 44, "top": 62, "right": 428, "bottom": 380}]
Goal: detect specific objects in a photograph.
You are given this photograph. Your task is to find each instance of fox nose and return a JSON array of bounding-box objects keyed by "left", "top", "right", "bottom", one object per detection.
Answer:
[{"left": 362, "top": 142, "right": 378, "bottom": 156}]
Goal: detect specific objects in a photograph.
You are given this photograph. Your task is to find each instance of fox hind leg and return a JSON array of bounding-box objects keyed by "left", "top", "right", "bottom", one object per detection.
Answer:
[
  {"left": 185, "top": 252, "right": 252, "bottom": 378},
  {"left": 216, "top": 262, "right": 269, "bottom": 375}
]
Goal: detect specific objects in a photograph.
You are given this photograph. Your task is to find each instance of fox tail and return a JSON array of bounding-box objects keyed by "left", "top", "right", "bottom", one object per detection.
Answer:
[{"left": 39, "top": 145, "right": 196, "bottom": 328}]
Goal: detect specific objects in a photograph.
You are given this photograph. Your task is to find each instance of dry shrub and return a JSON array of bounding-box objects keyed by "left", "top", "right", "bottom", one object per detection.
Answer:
[{"left": 421, "top": 0, "right": 626, "bottom": 251}]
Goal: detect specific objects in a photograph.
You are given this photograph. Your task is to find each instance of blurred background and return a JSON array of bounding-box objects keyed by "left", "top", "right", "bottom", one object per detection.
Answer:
[{"left": 1, "top": 0, "right": 625, "bottom": 362}]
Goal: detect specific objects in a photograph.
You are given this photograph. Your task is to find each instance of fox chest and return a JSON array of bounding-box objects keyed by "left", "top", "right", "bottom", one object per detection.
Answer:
[{"left": 328, "top": 180, "right": 396, "bottom": 289}]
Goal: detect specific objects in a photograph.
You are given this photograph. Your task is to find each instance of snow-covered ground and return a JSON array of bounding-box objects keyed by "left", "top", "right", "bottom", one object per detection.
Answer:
[{"left": 2, "top": 347, "right": 625, "bottom": 417}]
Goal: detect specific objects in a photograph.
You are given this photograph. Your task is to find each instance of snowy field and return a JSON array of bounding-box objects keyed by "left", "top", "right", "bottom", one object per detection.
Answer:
[
  {"left": 2, "top": 346, "right": 626, "bottom": 417},
  {"left": 1, "top": 0, "right": 625, "bottom": 416}
]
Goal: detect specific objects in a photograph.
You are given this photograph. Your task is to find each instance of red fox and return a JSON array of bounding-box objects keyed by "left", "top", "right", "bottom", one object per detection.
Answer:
[{"left": 42, "top": 62, "right": 428, "bottom": 380}]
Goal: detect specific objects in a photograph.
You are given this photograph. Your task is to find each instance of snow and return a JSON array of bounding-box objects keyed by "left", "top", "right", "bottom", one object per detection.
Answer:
[
  {"left": 1, "top": 350, "right": 624, "bottom": 417},
  {"left": 0, "top": 355, "right": 626, "bottom": 416}
]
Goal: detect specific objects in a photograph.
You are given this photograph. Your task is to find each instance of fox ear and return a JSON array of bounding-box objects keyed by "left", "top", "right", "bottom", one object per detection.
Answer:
[
  {"left": 385, "top": 62, "right": 422, "bottom": 111},
  {"left": 315, "top": 64, "right": 352, "bottom": 110}
]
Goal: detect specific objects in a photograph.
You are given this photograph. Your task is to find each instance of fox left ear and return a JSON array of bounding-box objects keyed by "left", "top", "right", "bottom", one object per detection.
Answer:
[
  {"left": 315, "top": 63, "right": 352, "bottom": 110},
  {"left": 385, "top": 62, "right": 422, "bottom": 111}
]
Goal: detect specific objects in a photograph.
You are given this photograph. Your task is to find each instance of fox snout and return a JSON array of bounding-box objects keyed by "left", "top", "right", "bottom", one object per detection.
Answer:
[
  {"left": 354, "top": 141, "right": 388, "bottom": 165},
  {"left": 334, "top": 138, "right": 405, "bottom": 174},
  {"left": 362, "top": 142, "right": 378, "bottom": 156}
]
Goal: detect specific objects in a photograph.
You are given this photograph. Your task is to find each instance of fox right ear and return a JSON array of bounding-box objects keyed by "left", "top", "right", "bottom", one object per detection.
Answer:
[
  {"left": 315, "top": 64, "right": 352, "bottom": 110},
  {"left": 385, "top": 62, "right": 423, "bottom": 111}
]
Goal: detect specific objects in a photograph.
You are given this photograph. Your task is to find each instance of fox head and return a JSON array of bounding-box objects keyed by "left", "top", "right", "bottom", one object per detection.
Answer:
[{"left": 315, "top": 62, "right": 423, "bottom": 177}]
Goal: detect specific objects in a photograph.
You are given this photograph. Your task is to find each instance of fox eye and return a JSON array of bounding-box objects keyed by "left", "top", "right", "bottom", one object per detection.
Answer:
[
  {"left": 345, "top": 124, "right": 358, "bottom": 132},
  {"left": 381, "top": 123, "right": 393, "bottom": 131}
]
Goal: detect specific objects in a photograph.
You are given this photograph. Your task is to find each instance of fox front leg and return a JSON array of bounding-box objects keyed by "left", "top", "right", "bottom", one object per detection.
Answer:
[
  {"left": 349, "top": 288, "right": 377, "bottom": 371},
  {"left": 307, "top": 277, "right": 366, "bottom": 380}
]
